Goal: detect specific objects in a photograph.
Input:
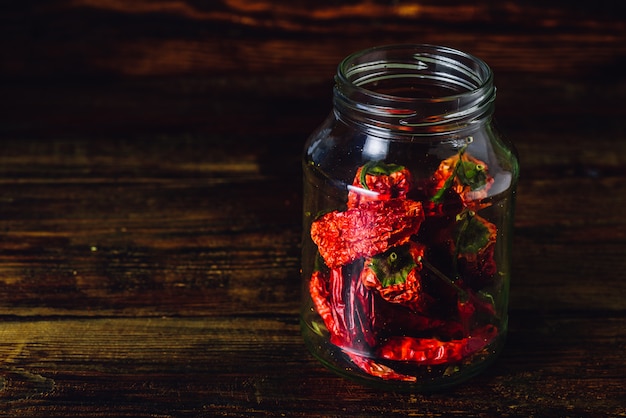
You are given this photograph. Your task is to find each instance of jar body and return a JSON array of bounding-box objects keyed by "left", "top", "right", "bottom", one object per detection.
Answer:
[{"left": 301, "top": 45, "right": 519, "bottom": 391}]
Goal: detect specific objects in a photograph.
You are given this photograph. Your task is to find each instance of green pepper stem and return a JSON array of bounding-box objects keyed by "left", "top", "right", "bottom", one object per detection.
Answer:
[{"left": 429, "top": 145, "right": 468, "bottom": 204}]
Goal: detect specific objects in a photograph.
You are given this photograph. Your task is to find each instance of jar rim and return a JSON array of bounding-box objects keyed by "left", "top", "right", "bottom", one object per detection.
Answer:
[
  {"left": 333, "top": 44, "right": 496, "bottom": 135},
  {"left": 336, "top": 44, "right": 493, "bottom": 103}
]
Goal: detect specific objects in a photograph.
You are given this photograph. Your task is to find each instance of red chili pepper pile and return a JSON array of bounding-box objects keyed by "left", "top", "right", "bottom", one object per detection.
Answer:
[{"left": 308, "top": 147, "right": 500, "bottom": 381}]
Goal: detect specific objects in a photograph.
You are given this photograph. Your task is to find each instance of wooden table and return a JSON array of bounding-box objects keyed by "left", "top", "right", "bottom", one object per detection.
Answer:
[{"left": 1, "top": 1, "right": 625, "bottom": 416}]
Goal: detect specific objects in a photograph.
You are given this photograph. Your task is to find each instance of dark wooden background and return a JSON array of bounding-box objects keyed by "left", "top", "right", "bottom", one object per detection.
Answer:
[{"left": 1, "top": 1, "right": 625, "bottom": 416}]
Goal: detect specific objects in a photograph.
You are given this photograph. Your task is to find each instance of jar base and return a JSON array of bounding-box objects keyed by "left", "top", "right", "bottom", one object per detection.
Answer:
[{"left": 301, "top": 318, "right": 505, "bottom": 392}]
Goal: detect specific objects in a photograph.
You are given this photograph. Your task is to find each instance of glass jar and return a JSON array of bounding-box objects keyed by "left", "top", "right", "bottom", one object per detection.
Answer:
[{"left": 301, "top": 44, "right": 519, "bottom": 391}]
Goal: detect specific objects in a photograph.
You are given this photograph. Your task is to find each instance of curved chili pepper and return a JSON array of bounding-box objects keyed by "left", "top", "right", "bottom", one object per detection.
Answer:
[
  {"left": 344, "top": 264, "right": 377, "bottom": 348},
  {"left": 378, "top": 324, "right": 498, "bottom": 365},
  {"left": 310, "top": 265, "right": 377, "bottom": 350},
  {"left": 309, "top": 270, "right": 341, "bottom": 340},
  {"left": 347, "top": 352, "right": 417, "bottom": 382}
]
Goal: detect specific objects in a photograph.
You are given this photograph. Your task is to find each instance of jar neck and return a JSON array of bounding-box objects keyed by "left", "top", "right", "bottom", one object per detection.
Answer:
[{"left": 333, "top": 44, "right": 496, "bottom": 138}]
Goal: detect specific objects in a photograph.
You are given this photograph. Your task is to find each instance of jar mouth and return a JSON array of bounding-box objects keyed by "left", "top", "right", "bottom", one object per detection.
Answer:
[{"left": 334, "top": 44, "right": 495, "bottom": 135}]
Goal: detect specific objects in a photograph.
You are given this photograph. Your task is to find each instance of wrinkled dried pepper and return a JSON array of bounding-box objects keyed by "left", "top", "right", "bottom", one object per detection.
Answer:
[
  {"left": 311, "top": 199, "right": 424, "bottom": 269},
  {"left": 378, "top": 324, "right": 498, "bottom": 365},
  {"left": 347, "top": 161, "right": 411, "bottom": 208},
  {"left": 360, "top": 242, "right": 430, "bottom": 313},
  {"left": 430, "top": 146, "right": 494, "bottom": 207}
]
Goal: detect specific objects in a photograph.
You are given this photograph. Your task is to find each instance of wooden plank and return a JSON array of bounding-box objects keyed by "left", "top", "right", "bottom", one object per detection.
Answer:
[
  {"left": 0, "top": 315, "right": 624, "bottom": 416},
  {"left": 0, "top": 126, "right": 624, "bottom": 316},
  {"left": 3, "top": 1, "right": 625, "bottom": 78}
]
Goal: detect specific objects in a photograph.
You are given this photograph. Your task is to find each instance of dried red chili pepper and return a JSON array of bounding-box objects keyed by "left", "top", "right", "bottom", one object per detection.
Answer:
[
  {"left": 378, "top": 324, "right": 498, "bottom": 365},
  {"left": 311, "top": 199, "right": 424, "bottom": 269},
  {"left": 430, "top": 147, "right": 494, "bottom": 208},
  {"left": 347, "top": 352, "right": 417, "bottom": 382},
  {"left": 348, "top": 161, "right": 411, "bottom": 208},
  {"left": 360, "top": 242, "right": 431, "bottom": 313},
  {"left": 309, "top": 270, "right": 341, "bottom": 341},
  {"left": 310, "top": 265, "right": 377, "bottom": 350}
]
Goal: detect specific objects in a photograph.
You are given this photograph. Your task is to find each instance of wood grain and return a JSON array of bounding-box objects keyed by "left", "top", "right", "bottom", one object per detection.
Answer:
[
  {"left": 0, "top": 315, "right": 624, "bottom": 416},
  {"left": 1, "top": 1, "right": 625, "bottom": 416}
]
